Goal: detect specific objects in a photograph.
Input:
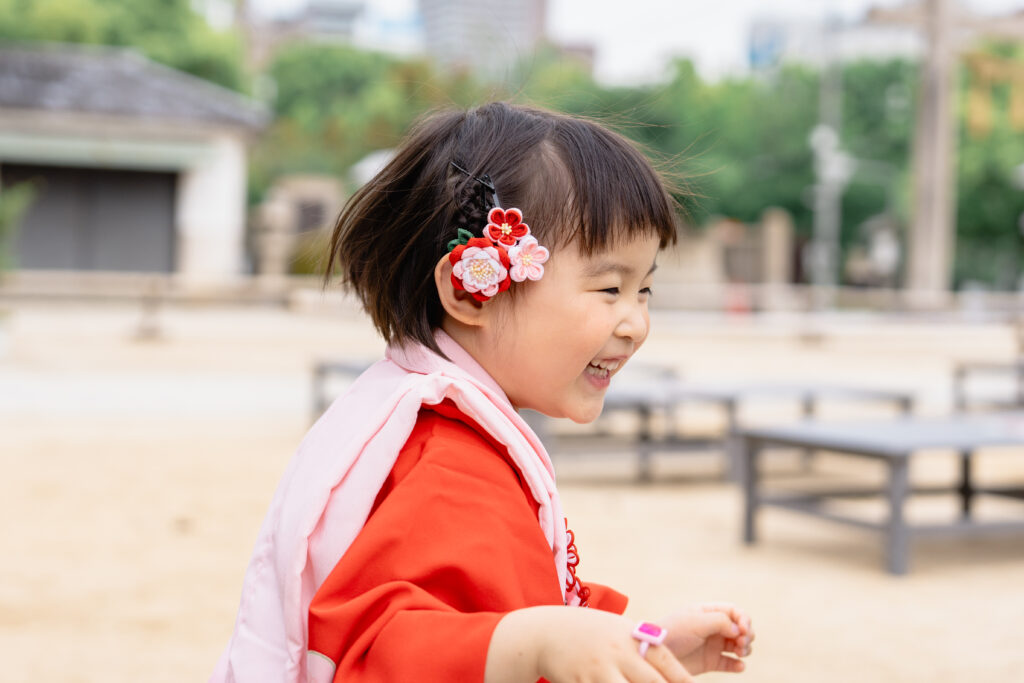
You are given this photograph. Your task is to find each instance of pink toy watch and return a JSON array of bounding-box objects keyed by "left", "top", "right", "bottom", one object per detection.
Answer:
[{"left": 632, "top": 621, "right": 667, "bottom": 658}]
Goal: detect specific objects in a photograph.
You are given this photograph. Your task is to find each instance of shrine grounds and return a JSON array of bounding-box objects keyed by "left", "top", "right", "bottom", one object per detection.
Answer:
[{"left": 2, "top": 299, "right": 1022, "bottom": 682}]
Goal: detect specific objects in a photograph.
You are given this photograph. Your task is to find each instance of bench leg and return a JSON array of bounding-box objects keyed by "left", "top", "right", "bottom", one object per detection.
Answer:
[
  {"left": 897, "top": 397, "right": 914, "bottom": 416},
  {"left": 953, "top": 367, "right": 967, "bottom": 412},
  {"left": 799, "top": 395, "right": 816, "bottom": 469},
  {"left": 885, "top": 457, "right": 911, "bottom": 575},
  {"left": 958, "top": 450, "right": 974, "bottom": 520},
  {"left": 636, "top": 406, "right": 653, "bottom": 482},
  {"left": 724, "top": 399, "right": 742, "bottom": 481},
  {"left": 742, "top": 436, "right": 759, "bottom": 544}
]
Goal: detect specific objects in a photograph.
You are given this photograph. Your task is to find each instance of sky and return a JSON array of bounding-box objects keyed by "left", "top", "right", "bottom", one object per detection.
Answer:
[{"left": 248, "top": 0, "right": 1024, "bottom": 84}]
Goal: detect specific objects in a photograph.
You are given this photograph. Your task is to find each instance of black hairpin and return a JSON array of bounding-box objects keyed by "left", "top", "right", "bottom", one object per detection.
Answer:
[{"left": 450, "top": 161, "right": 500, "bottom": 208}]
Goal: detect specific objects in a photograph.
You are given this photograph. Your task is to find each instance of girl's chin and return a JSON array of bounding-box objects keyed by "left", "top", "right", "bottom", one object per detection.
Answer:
[
  {"left": 513, "top": 386, "right": 606, "bottom": 424},
  {"left": 566, "top": 398, "right": 606, "bottom": 425}
]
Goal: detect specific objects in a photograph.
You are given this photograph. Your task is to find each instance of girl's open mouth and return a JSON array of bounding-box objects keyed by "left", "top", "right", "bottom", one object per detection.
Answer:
[{"left": 584, "top": 359, "right": 622, "bottom": 380}]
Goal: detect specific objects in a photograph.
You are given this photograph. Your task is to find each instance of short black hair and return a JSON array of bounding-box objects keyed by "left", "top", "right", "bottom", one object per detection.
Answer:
[{"left": 325, "top": 101, "right": 680, "bottom": 356}]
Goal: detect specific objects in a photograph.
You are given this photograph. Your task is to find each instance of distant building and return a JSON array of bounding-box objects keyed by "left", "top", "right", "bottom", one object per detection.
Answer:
[
  {"left": 247, "top": 1, "right": 367, "bottom": 69},
  {"left": 350, "top": 2, "right": 423, "bottom": 57},
  {"left": 306, "top": 0, "right": 365, "bottom": 39},
  {"left": 246, "top": 0, "right": 562, "bottom": 80},
  {"left": 749, "top": 16, "right": 922, "bottom": 71},
  {"left": 0, "top": 43, "right": 267, "bottom": 280},
  {"left": 418, "top": 0, "right": 547, "bottom": 76}
]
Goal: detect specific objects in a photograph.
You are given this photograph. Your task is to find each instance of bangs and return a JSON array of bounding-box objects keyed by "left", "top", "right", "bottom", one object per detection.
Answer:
[{"left": 515, "top": 116, "right": 679, "bottom": 255}]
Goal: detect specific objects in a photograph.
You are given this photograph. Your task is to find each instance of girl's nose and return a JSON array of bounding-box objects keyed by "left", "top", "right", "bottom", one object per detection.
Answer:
[{"left": 615, "top": 301, "right": 650, "bottom": 345}]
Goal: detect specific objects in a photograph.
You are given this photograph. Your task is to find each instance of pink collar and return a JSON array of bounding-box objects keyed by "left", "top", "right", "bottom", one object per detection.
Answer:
[{"left": 386, "top": 328, "right": 509, "bottom": 404}]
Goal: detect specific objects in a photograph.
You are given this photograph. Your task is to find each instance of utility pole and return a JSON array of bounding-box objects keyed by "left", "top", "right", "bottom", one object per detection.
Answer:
[
  {"left": 233, "top": 0, "right": 253, "bottom": 70},
  {"left": 809, "top": 13, "right": 853, "bottom": 309},
  {"left": 909, "top": 0, "right": 955, "bottom": 299},
  {"left": 868, "top": 1, "right": 1024, "bottom": 300}
]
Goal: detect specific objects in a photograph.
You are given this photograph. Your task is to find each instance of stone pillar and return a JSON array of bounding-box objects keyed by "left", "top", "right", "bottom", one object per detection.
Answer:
[
  {"left": 255, "top": 188, "right": 297, "bottom": 291},
  {"left": 761, "top": 207, "right": 794, "bottom": 287}
]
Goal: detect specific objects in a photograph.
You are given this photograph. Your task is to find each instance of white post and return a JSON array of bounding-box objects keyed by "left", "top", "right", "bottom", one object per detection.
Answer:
[{"left": 906, "top": 0, "right": 957, "bottom": 302}]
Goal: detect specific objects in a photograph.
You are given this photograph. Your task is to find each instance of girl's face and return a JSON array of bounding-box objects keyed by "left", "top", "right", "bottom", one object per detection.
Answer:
[{"left": 476, "top": 234, "right": 660, "bottom": 423}]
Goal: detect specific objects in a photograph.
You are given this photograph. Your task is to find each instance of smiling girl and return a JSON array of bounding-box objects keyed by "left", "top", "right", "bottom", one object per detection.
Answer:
[{"left": 212, "top": 102, "right": 754, "bottom": 683}]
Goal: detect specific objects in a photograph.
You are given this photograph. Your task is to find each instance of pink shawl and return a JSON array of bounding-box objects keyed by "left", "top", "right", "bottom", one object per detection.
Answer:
[{"left": 210, "top": 330, "right": 571, "bottom": 682}]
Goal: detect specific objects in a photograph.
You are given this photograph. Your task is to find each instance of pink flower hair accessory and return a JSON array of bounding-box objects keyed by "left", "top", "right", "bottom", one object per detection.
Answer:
[{"left": 508, "top": 235, "right": 549, "bottom": 282}]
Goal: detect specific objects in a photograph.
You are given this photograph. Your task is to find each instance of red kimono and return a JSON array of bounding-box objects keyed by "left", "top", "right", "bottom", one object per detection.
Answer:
[{"left": 307, "top": 400, "right": 628, "bottom": 681}]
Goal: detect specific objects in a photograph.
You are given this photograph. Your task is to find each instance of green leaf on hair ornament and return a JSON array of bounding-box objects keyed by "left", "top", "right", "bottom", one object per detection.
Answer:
[{"left": 447, "top": 228, "right": 476, "bottom": 252}]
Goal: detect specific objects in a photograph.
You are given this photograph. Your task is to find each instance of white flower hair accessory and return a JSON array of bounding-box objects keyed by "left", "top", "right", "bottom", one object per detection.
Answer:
[
  {"left": 451, "top": 242, "right": 510, "bottom": 299},
  {"left": 447, "top": 163, "right": 550, "bottom": 302}
]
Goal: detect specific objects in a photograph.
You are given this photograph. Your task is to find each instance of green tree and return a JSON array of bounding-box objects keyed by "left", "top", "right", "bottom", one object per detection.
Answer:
[
  {"left": 956, "top": 123, "right": 1024, "bottom": 288},
  {"left": 0, "top": 0, "right": 246, "bottom": 91},
  {"left": 836, "top": 59, "right": 916, "bottom": 262},
  {"left": 251, "top": 43, "right": 487, "bottom": 201},
  {"left": 954, "top": 45, "right": 1024, "bottom": 288}
]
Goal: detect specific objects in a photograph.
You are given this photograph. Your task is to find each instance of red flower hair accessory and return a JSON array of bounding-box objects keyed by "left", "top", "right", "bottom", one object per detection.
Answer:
[{"left": 486, "top": 208, "right": 529, "bottom": 246}]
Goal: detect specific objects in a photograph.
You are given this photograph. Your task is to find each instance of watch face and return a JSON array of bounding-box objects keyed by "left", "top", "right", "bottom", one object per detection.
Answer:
[{"left": 634, "top": 621, "right": 666, "bottom": 642}]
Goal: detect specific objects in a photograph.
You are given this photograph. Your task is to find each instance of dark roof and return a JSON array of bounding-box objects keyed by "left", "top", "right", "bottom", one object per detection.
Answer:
[{"left": 0, "top": 42, "right": 269, "bottom": 129}]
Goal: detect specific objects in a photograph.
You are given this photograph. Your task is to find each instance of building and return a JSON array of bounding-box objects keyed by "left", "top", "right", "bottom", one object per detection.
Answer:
[
  {"left": 749, "top": 16, "right": 923, "bottom": 71},
  {"left": 0, "top": 43, "right": 267, "bottom": 282},
  {"left": 306, "top": 0, "right": 365, "bottom": 38},
  {"left": 418, "top": 0, "right": 546, "bottom": 76}
]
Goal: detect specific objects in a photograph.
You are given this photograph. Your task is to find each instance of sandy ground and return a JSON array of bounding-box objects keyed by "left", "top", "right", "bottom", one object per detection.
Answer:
[{"left": 1, "top": 299, "right": 1023, "bottom": 682}]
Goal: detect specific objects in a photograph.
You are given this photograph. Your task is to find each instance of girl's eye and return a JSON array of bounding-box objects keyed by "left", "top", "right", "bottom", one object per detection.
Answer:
[{"left": 600, "top": 287, "right": 653, "bottom": 296}]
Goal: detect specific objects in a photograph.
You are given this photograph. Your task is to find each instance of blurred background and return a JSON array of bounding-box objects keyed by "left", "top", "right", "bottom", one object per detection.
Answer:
[{"left": 2, "top": 1, "right": 1024, "bottom": 682}]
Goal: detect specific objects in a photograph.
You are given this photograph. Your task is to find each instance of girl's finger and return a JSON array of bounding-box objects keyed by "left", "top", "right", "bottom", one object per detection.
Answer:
[
  {"left": 638, "top": 643, "right": 697, "bottom": 683},
  {"left": 726, "top": 633, "right": 754, "bottom": 654},
  {"left": 700, "top": 603, "right": 746, "bottom": 631},
  {"left": 713, "top": 654, "right": 746, "bottom": 674},
  {"left": 702, "top": 603, "right": 754, "bottom": 634},
  {"left": 695, "top": 611, "right": 740, "bottom": 639},
  {"left": 700, "top": 601, "right": 738, "bottom": 614}
]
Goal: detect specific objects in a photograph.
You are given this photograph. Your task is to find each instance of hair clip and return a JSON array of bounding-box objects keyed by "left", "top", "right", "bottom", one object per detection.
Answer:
[
  {"left": 450, "top": 161, "right": 499, "bottom": 207},
  {"left": 447, "top": 163, "right": 549, "bottom": 302}
]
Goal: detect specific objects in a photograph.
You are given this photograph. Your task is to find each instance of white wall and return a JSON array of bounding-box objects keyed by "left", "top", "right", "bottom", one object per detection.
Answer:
[{"left": 175, "top": 134, "right": 248, "bottom": 281}]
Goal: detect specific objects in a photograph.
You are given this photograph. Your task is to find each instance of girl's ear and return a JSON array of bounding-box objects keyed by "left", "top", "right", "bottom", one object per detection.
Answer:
[{"left": 434, "top": 254, "right": 487, "bottom": 326}]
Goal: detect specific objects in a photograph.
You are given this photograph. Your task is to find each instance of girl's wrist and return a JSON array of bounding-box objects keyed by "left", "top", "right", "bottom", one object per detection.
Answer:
[{"left": 485, "top": 607, "right": 546, "bottom": 683}]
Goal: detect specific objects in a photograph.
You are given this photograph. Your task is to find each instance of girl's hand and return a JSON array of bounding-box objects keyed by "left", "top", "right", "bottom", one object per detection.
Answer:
[
  {"left": 536, "top": 608, "right": 696, "bottom": 683},
  {"left": 487, "top": 606, "right": 697, "bottom": 683},
  {"left": 661, "top": 603, "right": 754, "bottom": 675}
]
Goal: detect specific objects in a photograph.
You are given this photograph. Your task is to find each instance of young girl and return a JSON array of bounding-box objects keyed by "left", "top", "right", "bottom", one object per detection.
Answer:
[{"left": 212, "top": 102, "right": 754, "bottom": 683}]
